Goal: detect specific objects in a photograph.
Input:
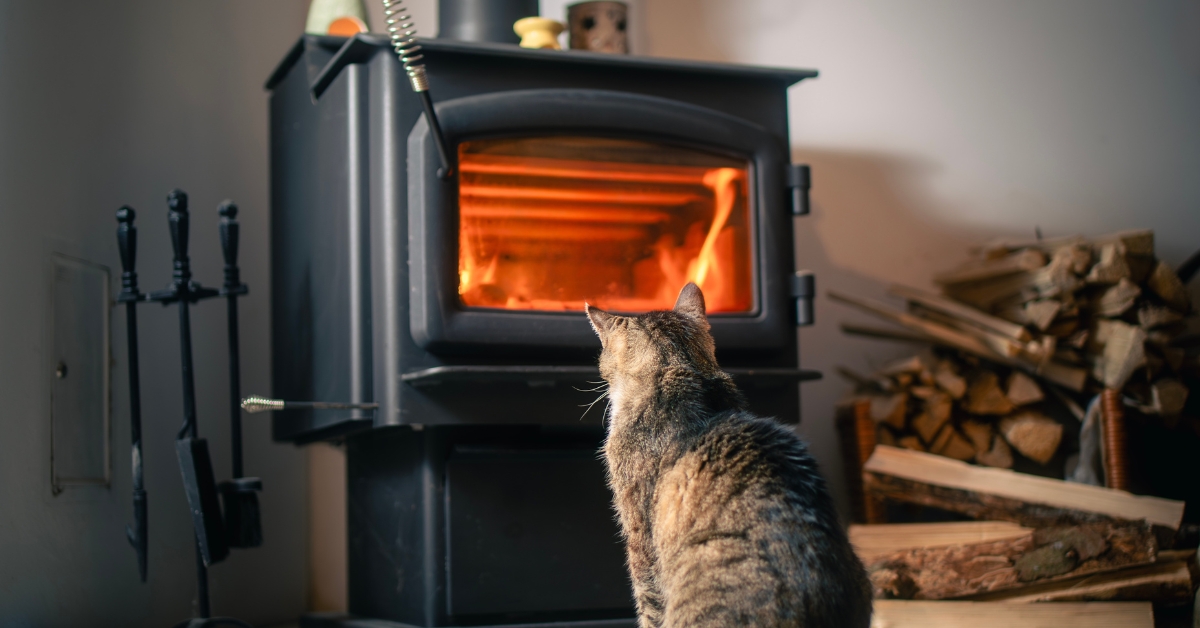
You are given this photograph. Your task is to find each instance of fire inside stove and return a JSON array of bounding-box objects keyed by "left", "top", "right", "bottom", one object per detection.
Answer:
[{"left": 458, "top": 137, "right": 755, "bottom": 313}]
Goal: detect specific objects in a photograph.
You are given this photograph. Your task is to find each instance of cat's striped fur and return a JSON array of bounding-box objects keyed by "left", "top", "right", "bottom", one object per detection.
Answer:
[{"left": 586, "top": 283, "right": 872, "bottom": 628}]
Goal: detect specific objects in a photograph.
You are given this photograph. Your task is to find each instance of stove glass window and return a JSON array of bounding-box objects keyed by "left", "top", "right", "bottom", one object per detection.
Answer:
[{"left": 457, "top": 137, "right": 755, "bottom": 314}]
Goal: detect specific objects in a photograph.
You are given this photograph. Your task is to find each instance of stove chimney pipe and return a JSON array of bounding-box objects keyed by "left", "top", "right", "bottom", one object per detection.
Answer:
[{"left": 438, "top": 0, "right": 540, "bottom": 45}]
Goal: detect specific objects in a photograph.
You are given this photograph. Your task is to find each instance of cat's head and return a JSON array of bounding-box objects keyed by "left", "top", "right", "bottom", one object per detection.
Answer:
[{"left": 585, "top": 283, "right": 721, "bottom": 415}]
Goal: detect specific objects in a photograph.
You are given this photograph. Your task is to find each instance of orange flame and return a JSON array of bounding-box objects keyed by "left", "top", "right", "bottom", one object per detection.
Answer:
[{"left": 457, "top": 139, "right": 753, "bottom": 313}]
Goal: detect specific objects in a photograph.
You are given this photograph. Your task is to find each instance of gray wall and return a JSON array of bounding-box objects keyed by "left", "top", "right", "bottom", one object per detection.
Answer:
[
  {"left": 639, "top": 0, "right": 1200, "bottom": 515},
  {"left": 0, "top": 1, "right": 310, "bottom": 625}
]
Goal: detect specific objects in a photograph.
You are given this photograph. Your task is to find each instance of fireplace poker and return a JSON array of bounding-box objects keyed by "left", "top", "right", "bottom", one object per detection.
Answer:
[
  {"left": 381, "top": 0, "right": 454, "bottom": 179},
  {"left": 215, "top": 201, "right": 263, "bottom": 549},
  {"left": 116, "top": 206, "right": 148, "bottom": 583}
]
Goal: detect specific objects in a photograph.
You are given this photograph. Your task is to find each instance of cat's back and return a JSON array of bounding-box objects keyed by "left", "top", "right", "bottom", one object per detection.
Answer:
[{"left": 651, "top": 411, "right": 872, "bottom": 627}]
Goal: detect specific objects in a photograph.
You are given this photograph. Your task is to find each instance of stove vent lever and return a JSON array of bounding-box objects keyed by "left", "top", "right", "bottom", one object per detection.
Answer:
[
  {"left": 787, "top": 164, "right": 811, "bottom": 216},
  {"left": 382, "top": 0, "right": 454, "bottom": 179}
]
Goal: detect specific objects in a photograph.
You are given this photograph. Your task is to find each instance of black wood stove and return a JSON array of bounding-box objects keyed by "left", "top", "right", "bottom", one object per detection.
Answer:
[{"left": 266, "top": 31, "right": 818, "bottom": 628}]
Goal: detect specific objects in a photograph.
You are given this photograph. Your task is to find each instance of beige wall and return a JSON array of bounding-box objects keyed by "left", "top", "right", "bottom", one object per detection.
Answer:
[{"left": 0, "top": 1, "right": 310, "bottom": 624}]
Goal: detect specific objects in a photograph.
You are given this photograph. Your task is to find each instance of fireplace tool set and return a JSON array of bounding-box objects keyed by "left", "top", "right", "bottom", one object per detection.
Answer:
[{"left": 117, "top": 190, "right": 260, "bottom": 627}]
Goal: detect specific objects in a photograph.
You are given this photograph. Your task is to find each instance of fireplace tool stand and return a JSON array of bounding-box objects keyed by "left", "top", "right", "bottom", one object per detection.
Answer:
[{"left": 117, "top": 189, "right": 259, "bottom": 628}]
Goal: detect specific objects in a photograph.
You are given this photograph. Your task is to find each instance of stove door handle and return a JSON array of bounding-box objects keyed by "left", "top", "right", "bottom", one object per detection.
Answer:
[{"left": 787, "top": 163, "right": 811, "bottom": 216}]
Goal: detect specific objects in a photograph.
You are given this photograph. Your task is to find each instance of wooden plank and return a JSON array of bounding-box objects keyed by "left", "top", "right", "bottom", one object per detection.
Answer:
[
  {"left": 870, "top": 600, "right": 1154, "bottom": 628},
  {"left": 890, "top": 285, "right": 1032, "bottom": 342},
  {"left": 966, "top": 560, "right": 1194, "bottom": 604},
  {"left": 863, "top": 446, "right": 1185, "bottom": 530},
  {"left": 850, "top": 522, "right": 1031, "bottom": 562}
]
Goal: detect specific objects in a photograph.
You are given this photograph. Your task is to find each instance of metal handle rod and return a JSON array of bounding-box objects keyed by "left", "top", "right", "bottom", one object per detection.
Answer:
[
  {"left": 218, "top": 201, "right": 246, "bottom": 479},
  {"left": 167, "top": 189, "right": 210, "bottom": 619},
  {"left": 382, "top": 0, "right": 454, "bottom": 179},
  {"left": 241, "top": 395, "right": 379, "bottom": 414},
  {"left": 117, "top": 205, "right": 148, "bottom": 583}
]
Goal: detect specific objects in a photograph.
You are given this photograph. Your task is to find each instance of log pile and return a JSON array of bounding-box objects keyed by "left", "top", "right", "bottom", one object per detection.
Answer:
[
  {"left": 833, "top": 230, "right": 1196, "bottom": 419},
  {"left": 843, "top": 352, "right": 1066, "bottom": 468},
  {"left": 852, "top": 446, "right": 1195, "bottom": 612}
]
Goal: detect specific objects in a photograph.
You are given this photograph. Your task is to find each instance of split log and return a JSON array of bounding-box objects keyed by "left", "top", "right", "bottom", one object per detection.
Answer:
[
  {"left": 890, "top": 285, "right": 1032, "bottom": 342},
  {"left": 1032, "top": 247, "right": 1086, "bottom": 298},
  {"left": 1023, "top": 299, "right": 1062, "bottom": 331},
  {"left": 865, "top": 522, "right": 1158, "bottom": 600},
  {"left": 941, "top": 271, "right": 1041, "bottom": 311},
  {"left": 929, "top": 425, "right": 975, "bottom": 461},
  {"left": 999, "top": 411, "right": 1063, "bottom": 464},
  {"left": 862, "top": 446, "right": 1185, "bottom": 537},
  {"left": 871, "top": 600, "right": 1153, "bottom": 628},
  {"left": 1093, "top": 321, "right": 1147, "bottom": 390},
  {"left": 966, "top": 559, "right": 1195, "bottom": 604},
  {"left": 830, "top": 292, "right": 1089, "bottom": 391},
  {"left": 960, "top": 419, "right": 994, "bottom": 453},
  {"left": 880, "top": 354, "right": 927, "bottom": 376},
  {"left": 965, "top": 371, "right": 1015, "bottom": 415},
  {"left": 898, "top": 435, "right": 925, "bottom": 452},
  {"left": 869, "top": 392, "right": 909, "bottom": 430},
  {"left": 933, "top": 249, "right": 1047, "bottom": 286},
  {"left": 1005, "top": 371, "right": 1044, "bottom": 406},
  {"left": 1146, "top": 260, "right": 1192, "bottom": 313},
  {"left": 976, "top": 435, "right": 1014, "bottom": 469},
  {"left": 934, "top": 360, "right": 967, "bottom": 399},
  {"left": 849, "top": 521, "right": 1032, "bottom": 563},
  {"left": 1085, "top": 242, "right": 1132, "bottom": 284},
  {"left": 1137, "top": 303, "right": 1183, "bottom": 329},
  {"left": 839, "top": 322, "right": 934, "bottom": 345},
  {"left": 1094, "top": 278, "right": 1141, "bottom": 317}
]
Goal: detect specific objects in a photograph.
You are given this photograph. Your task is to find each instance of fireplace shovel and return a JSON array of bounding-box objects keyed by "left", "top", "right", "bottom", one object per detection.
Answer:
[
  {"left": 215, "top": 201, "right": 262, "bottom": 549},
  {"left": 151, "top": 190, "right": 228, "bottom": 568}
]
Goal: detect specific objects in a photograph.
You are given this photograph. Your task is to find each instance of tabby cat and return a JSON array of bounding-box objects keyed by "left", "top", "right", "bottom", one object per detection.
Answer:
[{"left": 585, "top": 283, "right": 872, "bottom": 628}]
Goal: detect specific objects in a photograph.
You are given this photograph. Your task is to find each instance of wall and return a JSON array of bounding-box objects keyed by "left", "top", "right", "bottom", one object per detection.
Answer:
[
  {"left": 0, "top": 1, "right": 310, "bottom": 625},
  {"left": 638, "top": 0, "right": 1200, "bottom": 515}
]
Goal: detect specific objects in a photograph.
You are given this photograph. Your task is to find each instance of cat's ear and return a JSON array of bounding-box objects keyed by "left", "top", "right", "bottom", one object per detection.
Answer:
[
  {"left": 585, "top": 303, "right": 616, "bottom": 341},
  {"left": 674, "top": 282, "right": 707, "bottom": 321}
]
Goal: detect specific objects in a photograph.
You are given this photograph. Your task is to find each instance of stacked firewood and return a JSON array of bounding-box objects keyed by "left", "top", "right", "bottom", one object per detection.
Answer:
[
  {"left": 833, "top": 229, "right": 1195, "bottom": 416},
  {"left": 844, "top": 352, "right": 1064, "bottom": 469},
  {"left": 834, "top": 229, "right": 1198, "bottom": 476},
  {"left": 850, "top": 446, "right": 1194, "bottom": 617}
]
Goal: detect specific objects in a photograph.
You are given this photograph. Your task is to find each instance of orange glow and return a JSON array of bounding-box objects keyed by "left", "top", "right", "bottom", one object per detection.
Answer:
[{"left": 458, "top": 137, "right": 754, "bottom": 313}]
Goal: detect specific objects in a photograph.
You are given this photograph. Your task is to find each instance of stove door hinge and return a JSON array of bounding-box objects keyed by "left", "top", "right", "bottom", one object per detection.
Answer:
[
  {"left": 786, "top": 164, "right": 812, "bottom": 216},
  {"left": 790, "top": 271, "right": 815, "bottom": 327}
]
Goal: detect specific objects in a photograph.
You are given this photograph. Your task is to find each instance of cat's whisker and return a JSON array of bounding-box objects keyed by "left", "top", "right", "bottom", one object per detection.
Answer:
[
  {"left": 573, "top": 383, "right": 610, "bottom": 392},
  {"left": 579, "top": 390, "right": 610, "bottom": 420}
]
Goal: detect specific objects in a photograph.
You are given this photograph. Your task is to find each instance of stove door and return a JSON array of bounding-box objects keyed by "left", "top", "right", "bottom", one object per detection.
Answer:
[{"left": 409, "top": 89, "right": 793, "bottom": 354}]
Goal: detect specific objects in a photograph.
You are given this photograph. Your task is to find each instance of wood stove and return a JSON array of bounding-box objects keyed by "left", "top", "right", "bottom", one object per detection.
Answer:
[{"left": 266, "top": 33, "right": 817, "bottom": 628}]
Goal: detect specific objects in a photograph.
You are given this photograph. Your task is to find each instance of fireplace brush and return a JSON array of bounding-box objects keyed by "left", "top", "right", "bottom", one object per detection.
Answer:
[{"left": 381, "top": 0, "right": 454, "bottom": 178}]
